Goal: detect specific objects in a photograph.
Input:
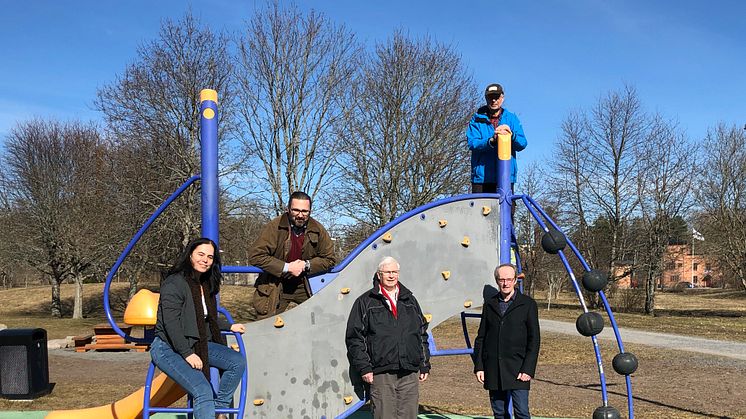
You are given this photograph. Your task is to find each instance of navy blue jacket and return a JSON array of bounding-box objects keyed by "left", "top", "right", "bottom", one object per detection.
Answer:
[{"left": 473, "top": 291, "right": 540, "bottom": 391}]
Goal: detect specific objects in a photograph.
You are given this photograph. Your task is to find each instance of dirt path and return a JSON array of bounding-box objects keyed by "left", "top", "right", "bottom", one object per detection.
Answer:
[{"left": 538, "top": 319, "right": 746, "bottom": 360}]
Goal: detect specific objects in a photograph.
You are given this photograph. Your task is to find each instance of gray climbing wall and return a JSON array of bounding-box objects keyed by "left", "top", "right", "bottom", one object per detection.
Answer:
[{"left": 239, "top": 196, "right": 501, "bottom": 418}]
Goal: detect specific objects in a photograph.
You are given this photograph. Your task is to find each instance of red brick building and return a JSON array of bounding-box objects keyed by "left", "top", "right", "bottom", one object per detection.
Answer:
[{"left": 614, "top": 244, "right": 723, "bottom": 289}]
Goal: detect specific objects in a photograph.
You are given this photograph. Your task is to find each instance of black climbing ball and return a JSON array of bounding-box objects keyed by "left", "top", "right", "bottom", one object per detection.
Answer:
[
  {"left": 575, "top": 312, "right": 604, "bottom": 336},
  {"left": 582, "top": 269, "right": 608, "bottom": 292},
  {"left": 592, "top": 405, "right": 621, "bottom": 419},
  {"left": 612, "top": 352, "right": 639, "bottom": 375},
  {"left": 541, "top": 228, "right": 566, "bottom": 254}
]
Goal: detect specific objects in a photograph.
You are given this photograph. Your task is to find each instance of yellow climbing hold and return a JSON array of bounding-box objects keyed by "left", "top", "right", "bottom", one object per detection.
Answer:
[
  {"left": 464, "top": 300, "right": 473, "bottom": 308},
  {"left": 482, "top": 206, "right": 491, "bottom": 215},
  {"left": 424, "top": 314, "right": 432, "bottom": 323},
  {"left": 344, "top": 396, "right": 353, "bottom": 405},
  {"left": 382, "top": 232, "right": 393, "bottom": 243},
  {"left": 441, "top": 271, "right": 451, "bottom": 280},
  {"left": 461, "top": 236, "right": 470, "bottom": 247},
  {"left": 438, "top": 219, "right": 447, "bottom": 228},
  {"left": 253, "top": 399, "right": 265, "bottom": 406},
  {"left": 274, "top": 316, "right": 284, "bottom": 328},
  {"left": 341, "top": 287, "right": 351, "bottom": 294}
]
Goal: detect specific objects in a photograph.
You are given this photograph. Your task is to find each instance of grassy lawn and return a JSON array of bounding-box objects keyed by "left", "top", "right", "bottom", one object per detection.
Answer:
[
  {"left": 1, "top": 284, "right": 744, "bottom": 341},
  {"left": 532, "top": 288, "right": 746, "bottom": 342}
]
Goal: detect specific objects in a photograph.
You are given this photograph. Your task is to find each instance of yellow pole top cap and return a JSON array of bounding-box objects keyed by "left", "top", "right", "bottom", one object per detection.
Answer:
[{"left": 200, "top": 89, "right": 218, "bottom": 104}]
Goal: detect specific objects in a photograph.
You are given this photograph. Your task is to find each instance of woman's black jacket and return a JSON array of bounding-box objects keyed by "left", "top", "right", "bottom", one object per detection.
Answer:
[{"left": 154, "top": 273, "right": 230, "bottom": 358}]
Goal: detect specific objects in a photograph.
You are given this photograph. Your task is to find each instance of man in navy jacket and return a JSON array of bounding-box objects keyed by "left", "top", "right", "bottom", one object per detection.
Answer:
[
  {"left": 473, "top": 263, "right": 540, "bottom": 419},
  {"left": 467, "top": 83, "right": 528, "bottom": 193},
  {"left": 345, "top": 256, "right": 430, "bottom": 418}
]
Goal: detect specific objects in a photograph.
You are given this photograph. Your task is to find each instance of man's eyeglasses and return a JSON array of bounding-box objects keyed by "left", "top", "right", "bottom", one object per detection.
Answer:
[
  {"left": 497, "top": 277, "right": 515, "bottom": 283},
  {"left": 290, "top": 208, "right": 310, "bottom": 215},
  {"left": 487, "top": 95, "right": 503, "bottom": 102},
  {"left": 380, "top": 270, "right": 400, "bottom": 275}
]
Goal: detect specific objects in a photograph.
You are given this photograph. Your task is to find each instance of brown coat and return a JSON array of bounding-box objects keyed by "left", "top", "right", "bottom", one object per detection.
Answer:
[{"left": 248, "top": 213, "right": 336, "bottom": 316}]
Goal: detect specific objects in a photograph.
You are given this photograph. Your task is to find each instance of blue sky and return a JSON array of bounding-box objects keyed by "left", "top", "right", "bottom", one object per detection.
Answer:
[{"left": 1, "top": 0, "right": 744, "bottom": 167}]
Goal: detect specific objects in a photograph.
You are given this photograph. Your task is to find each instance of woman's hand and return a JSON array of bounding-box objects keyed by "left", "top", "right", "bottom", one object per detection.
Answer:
[
  {"left": 185, "top": 353, "right": 203, "bottom": 370},
  {"left": 230, "top": 323, "right": 246, "bottom": 334}
]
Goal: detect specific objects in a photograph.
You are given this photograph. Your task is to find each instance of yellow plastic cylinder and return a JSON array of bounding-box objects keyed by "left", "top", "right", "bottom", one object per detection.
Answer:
[
  {"left": 497, "top": 133, "right": 512, "bottom": 160},
  {"left": 200, "top": 89, "right": 218, "bottom": 104}
]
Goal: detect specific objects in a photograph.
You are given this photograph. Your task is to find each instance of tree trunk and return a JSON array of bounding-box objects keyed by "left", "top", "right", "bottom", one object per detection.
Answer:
[
  {"left": 73, "top": 276, "right": 83, "bottom": 319},
  {"left": 51, "top": 280, "right": 62, "bottom": 318},
  {"left": 128, "top": 269, "right": 140, "bottom": 300},
  {"left": 644, "top": 271, "right": 655, "bottom": 315}
]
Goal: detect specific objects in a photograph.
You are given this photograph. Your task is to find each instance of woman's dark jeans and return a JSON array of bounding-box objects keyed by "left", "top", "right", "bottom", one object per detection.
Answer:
[{"left": 150, "top": 337, "right": 245, "bottom": 419}]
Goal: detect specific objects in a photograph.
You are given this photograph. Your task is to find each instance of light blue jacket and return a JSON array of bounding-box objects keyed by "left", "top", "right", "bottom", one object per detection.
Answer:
[{"left": 466, "top": 106, "right": 527, "bottom": 184}]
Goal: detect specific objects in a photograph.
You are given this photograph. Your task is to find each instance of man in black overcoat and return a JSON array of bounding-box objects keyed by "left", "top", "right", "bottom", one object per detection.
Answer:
[{"left": 473, "top": 263, "right": 540, "bottom": 419}]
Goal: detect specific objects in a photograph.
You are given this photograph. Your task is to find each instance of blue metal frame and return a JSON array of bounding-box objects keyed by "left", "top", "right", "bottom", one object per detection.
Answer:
[
  {"left": 103, "top": 175, "right": 200, "bottom": 344},
  {"left": 426, "top": 311, "right": 482, "bottom": 357},
  {"left": 200, "top": 95, "right": 219, "bottom": 244},
  {"left": 516, "top": 194, "right": 635, "bottom": 418}
]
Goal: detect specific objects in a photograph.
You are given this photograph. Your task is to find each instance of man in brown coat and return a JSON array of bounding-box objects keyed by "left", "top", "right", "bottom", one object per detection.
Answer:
[{"left": 248, "top": 191, "right": 336, "bottom": 318}]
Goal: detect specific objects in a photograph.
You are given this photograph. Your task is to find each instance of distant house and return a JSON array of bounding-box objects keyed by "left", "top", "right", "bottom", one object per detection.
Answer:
[
  {"left": 660, "top": 244, "right": 723, "bottom": 288},
  {"left": 613, "top": 244, "right": 723, "bottom": 289}
]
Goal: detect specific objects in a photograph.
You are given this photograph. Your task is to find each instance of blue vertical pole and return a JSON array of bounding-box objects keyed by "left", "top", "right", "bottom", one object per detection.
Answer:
[
  {"left": 497, "top": 132, "right": 512, "bottom": 264},
  {"left": 200, "top": 89, "right": 219, "bottom": 245}
]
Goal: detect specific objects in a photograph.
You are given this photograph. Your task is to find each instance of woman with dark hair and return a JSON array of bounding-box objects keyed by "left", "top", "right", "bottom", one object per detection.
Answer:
[{"left": 151, "top": 237, "right": 246, "bottom": 419}]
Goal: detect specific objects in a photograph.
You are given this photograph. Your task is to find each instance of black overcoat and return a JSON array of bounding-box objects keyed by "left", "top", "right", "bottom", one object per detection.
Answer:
[{"left": 472, "top": 291, "right": 540, "bottom": 390}]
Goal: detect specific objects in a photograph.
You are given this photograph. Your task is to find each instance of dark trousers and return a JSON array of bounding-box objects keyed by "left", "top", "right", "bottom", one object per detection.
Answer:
[
  {"left": 489, "top": 389, "right": 530, "bottom": 419},
  {"left": 277, "top": 280, "right": 310, "bottom": 312},
  {"left": 472, "top": 183, "right": 515, "bottom": 194},
  {"left": 369, "top": 370, "right": 419, "bottom": 419},
  {"left": 472, "top": 183, "right": 497, "bottom": 193},
  {"left": 150, "top": 337, "right": 246, "bottom": 419}
]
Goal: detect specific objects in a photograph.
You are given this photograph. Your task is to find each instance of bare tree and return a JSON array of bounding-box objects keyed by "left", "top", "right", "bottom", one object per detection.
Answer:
[
  {"left": 552, "top": 86, "right": 647, "bottom": 294},
  {"left": 334, "top": 32, "right": 475, "bottom": 228},
  {"left": 545, "top": 271, "right": 566, "bottom": 310},
  {"left": 236, "top": 2, "right": 360, "bottom": 214},
  {"left": 695, "top": 124, "right": 746, "bottom": 292},
  {"left": 514, "top": 162, "right": 550, "bottom": 297},
  {"left": 551, "top": 111, "right": 598, "bottom": 266},
  {"left": 0, "top": 172, "right": 17, "bottom": 289},
  {"left": 96, "top": 12, "right": 237, "bottom": 296},
  {"left": 636, "top": 116, "right": 697, "bottom": 314},
  {"left": 584, "top": 85, "right": 646, "bottom": 274},
  {"left": 3, "top": 120, "right": 114, "bottom": 318}
]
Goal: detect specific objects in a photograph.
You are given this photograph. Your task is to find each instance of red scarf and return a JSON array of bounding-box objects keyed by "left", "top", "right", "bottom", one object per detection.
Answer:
[{"left": 379, "top": 284, "right": 399, "bottom": 319}]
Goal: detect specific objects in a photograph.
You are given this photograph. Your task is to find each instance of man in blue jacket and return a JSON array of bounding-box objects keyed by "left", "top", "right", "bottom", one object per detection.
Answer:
[{"left": 467, "top": 83, "right": 527, "bottom": 193}]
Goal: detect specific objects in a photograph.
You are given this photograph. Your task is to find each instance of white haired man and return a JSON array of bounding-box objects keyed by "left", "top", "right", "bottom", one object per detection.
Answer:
[{"left": 345, "top": 256, "right": 431, "bottom": 418}]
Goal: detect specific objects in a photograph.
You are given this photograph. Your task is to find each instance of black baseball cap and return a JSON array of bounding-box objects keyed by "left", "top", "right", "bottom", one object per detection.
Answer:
[{"left": 484, "top": 83, "right": 504, "bottom": 98}]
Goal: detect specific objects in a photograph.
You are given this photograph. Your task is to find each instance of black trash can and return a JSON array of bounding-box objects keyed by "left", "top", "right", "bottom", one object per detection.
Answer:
[{"left": 0, "top": 328, "right": 50, "bottom": 399}]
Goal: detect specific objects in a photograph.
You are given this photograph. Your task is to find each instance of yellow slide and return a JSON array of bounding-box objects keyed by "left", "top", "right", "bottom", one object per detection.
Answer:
[{"left": 45, "top": 372, "right": 185, "bottom": 419}]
